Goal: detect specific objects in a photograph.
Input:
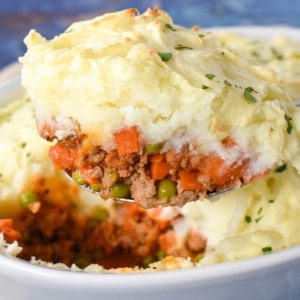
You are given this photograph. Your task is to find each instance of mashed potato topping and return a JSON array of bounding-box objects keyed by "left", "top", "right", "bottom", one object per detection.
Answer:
[
  {"left": 214, "top": 31, "right": 300, "bottom": 100},
  {"left": 20, "top": 8, "right": 300, "bottom": 208},
  {"left": 0, "top": 96, "right": 56, "bottom": 215}
]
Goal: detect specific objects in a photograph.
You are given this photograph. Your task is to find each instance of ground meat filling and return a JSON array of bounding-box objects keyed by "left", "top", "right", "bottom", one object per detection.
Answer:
[
  {"left": 48, "top": 126, "right": 263, "bottom": 208},
  {"left": 2, "top": 176, "right": 206, "bottom": 269}
]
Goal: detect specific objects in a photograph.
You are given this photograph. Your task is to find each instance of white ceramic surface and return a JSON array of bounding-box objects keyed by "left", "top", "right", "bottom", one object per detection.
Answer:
[{"left": 1, "top": 27, "right": 300, "bottom": 300}]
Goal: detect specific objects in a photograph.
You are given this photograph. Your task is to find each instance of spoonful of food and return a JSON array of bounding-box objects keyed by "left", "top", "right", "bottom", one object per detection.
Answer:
[{"left": 20, "top": 10, "right": 300, "bottom": 208}]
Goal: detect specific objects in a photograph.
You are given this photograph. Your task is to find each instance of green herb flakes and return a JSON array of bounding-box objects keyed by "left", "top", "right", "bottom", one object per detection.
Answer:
[
  {"left": 202, "top": 85, "right": 210, "bottom": 90},
  {"left": 158, "top": 52, "right": 173, "bottom": 62},
  {"left": 275, "top": 164, "right": 287, "bottom": 173},
  {"left": 245, "top": 215, "right": 252, "bottom": 223},
  {"left": 255, "top": 216, "right": 263, "bottom": 223},
  {"left": 262, "top": 246, "right": 272, "bottom": 253},
  {"left": 205, "top": 73, "right": 215, "bottom": 80},
  {"left": 244, "top": 87, "right": 258, "bottom": 103},
  {"left": 20, "top": 142, "right": 27, "bottom": 148},
  {"left": 257, "top": 207, "right": 263, "bottom": 215},
  {"left": 175, "top": 44, "right": 193, "bottom": 50},
  {"left": 199, "top": 34, "right": 205, "bottom": 38},
  {"left": 224, "top": 79, "right": 232, "bottom": 87},
  {"left": 284, "top": 114, "right": 293, "bottom": 134},
  {"left": 165, "top": 23, "right": 176, "bottom": 31},
  {"left": 268, "top": 199, "right": 275, "bottom": 204},
  {"left": 251, "top": 51, "right": 260, "bottom": 57},
  {"left": 271, "top": 47, "right": 283, "bottom": 60}
]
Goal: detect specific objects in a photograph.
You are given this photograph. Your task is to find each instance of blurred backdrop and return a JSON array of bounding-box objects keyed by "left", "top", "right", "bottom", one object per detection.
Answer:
[{"left": 1, "top": 0, "right": 300, "bottom": 69}]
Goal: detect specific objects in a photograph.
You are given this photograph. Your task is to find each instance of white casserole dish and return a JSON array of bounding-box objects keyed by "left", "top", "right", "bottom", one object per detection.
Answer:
[{"left": 1, "top": 26, "right": 300, "bottom": 300}]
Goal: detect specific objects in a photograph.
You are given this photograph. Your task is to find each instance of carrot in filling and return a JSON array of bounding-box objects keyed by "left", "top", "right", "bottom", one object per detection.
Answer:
[
  {"left": 201, "top": 154, "right": 246, "bottom": 186},
  {"left": 151, "top": 162, "right": 171, "bottom": 180},
  {"left": 149, "top": 154, "right": 165, "bottom": 162},
  {"left": 49, "top": 143, "right": 78, "bottom": 170},
  {"left": 179, "top": 171, "right": 203, "bottom": 191},
  {"left": 0, "top": 218, "right": 21, "bottom": 243},
  {"left": 80, "top": 165, "right": 101, "bottom": 185},
  {"left": 113, "top": 126, "right": 140, "bottom": 156}
]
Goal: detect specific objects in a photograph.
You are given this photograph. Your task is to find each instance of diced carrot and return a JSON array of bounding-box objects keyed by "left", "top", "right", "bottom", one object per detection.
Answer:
[
  {"left": 0, "top": 219, "right": 12, "bottom": 231},
  {"left": 4, "top": 229, "right": 21, "bottom": 243},
  {"left": 180, "top": 171, "right": 199, "bottom": 190},
  {"left": 159, "top": 231, "right": 177, "bottom": 254},
  {"left": 221, "top": 136, "right": 237, "bottom": 148},
  {"left": 150, "top": 162, "right": 171, "bottom": 180},
  {"left": 0, "top": 219, "right": 21, "bottom": 242},
  {"left": 80, "top": 165, "right": 101, "bottom": 185},
  {"left": 201, "top": 154, "right": 243, "bottom": 185},
  {"left": 179, "top": 171, "right": 203, "bottom": 191},
  {"left": 201, "top": 154, "right": 228, "bottom": 185},
  {"left": 149, "top": 154, "right": 165, "bottom": 162},
  {"left": 113, "top": 126, "right": 140, "bottom": 156},
  {"left": 49, "top": 143, "right": 78, "bottom": 170}
]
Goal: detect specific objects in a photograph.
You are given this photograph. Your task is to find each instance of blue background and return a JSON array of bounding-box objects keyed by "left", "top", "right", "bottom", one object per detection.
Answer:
[{"left": 1, "top": 0, "right": 300, "bottom": 69}]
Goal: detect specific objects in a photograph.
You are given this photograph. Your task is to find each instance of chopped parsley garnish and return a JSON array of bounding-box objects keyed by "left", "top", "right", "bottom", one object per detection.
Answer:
[
  {"left": 165, "top": 23, "right": 176, "bottom": 31},
  {"left": 205, "top": 73, "right": 216, "bottom": 80},
  {"left": 257, "top": 207, "right": 263, "bottom": 215},
  {"left": 175, "top": 44, "right": 193, "bottom": 50},
  {"left": 21, "top": 142, "right": 27, "bottom": 148},
  {"left": 262, "top": 246, "right": 272, "bottom": 253},
  {"left": 255, "top": 216, "right": 263, "bottom": 223},
  {"left": 271, "top": 47, "right": 283, "bottom": 60},
  {"left": 0, "top": 173, "right": 2, "bottom": 178},
  {"left": 275, "top": 164, "right": 287, "bottom": 173},
  {"left": 268, "top": 199, "right": 275, "bottom": 203},
  {"left": 244, "top": 87, "right": 258, "bottom": 103},
  {"left": 199, "top": 34, "right": 205, "bottom": 38},
  {"left": 224, "top": 79, "right": 232, "bottom": 87},
  {"left": 251, "top": 51, "right": 260, "bottom": 57},
  {"left": 245, "top": 215, "right": 252, "bottom": 223},
  {"left": 158, "top": 52, "right": 173, "bottom": 62},
  {"left": 202, "top": 85, "right": 210, "bottom": 90},
  {"left": 284, "top": 114, "right": 293, "bottom": 134}
]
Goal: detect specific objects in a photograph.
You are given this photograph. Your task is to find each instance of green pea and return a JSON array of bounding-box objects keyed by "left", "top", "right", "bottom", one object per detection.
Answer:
[
  {"left": 144, "top": 143, "right": 163, "bottom": 154},
  {"left": 91, "top": 183, "right": 102, "bottom": 192},
  {"left": 194, "top": 252, "right": 205, "bottom": 262},
  {"left": 108, "top": 170, "right": 119, "bottom": 184},
  {"left": 91, "top": 207, "right": 109, "bottom": 221},
  {"left": 111, "top": 182, "right": 131, "bottom": 198},
  {"left": 20, "top": 191, "right": 39, "bottom": 209},
  {"left": 157, "top": 179, "right": 176, "bottom": 201},
  {"left": 142, "top": 255, "right": 155, "bottom": 267},
  {"left": 156, "top": 250, "right": 165, "bottom": 260},
  {"left": 71, "top": 170, "right": 87, "bottom": 185},
  {"left": 74, "top": 253, "right": 91, "bottom": 269}
]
